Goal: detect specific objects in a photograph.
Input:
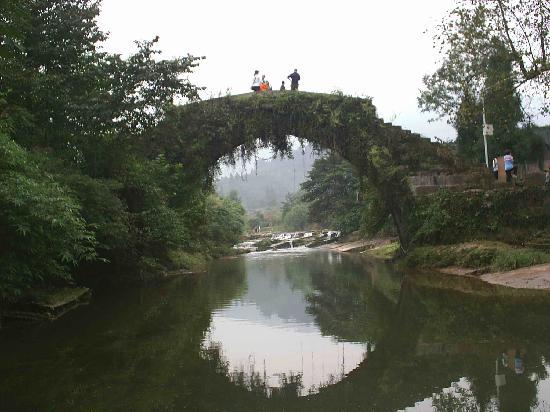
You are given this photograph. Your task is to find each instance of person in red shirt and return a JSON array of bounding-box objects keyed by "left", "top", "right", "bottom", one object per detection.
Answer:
[{"left": 260, "top": 75, "right": 268, "bottom": 92}]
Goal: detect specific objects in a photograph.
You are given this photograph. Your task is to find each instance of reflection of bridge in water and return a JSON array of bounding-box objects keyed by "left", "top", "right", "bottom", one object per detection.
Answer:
[
  {"left": 215, "top": 265, "right": 550, "bottom": 411},
  {"left": 312, "top": 277, "right": 550, "bottom": 411},
  {"left": 3, "top": 252, "right": 550, "bottom": 411}
]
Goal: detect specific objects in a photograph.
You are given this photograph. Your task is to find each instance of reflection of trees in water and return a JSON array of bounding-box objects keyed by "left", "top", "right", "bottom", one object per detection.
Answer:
[
  {"left": 296, "top": 256, "right": 398, "bottom": 344},
  {"left": 6, "top": 253, "right": 550, "bottom": 411},
  {"left": 0, "top": 263, "right": 251, "bottom": 412},
  {"left": 394, "top": 277, "right": 550, "bottom": 412},
  {"left": 201, "top": 340, "right": 307, "bottom": 398},
  {"left": 432, "top": 381, "right": 484, "bottom": 412},
  {"left": 286, "top": 276, "right": 550, "bottom": 412},
  {"left": 241, "top": 256, "right": 314, "bottom": 323},
  {"left": 155, "top": 261, "right": 550, "bottom": 411}
]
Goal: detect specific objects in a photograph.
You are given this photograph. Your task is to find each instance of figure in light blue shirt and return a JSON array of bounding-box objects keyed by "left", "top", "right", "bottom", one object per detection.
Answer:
[{"left": 503, "top": 149, "right": 514, "bottom": 182}]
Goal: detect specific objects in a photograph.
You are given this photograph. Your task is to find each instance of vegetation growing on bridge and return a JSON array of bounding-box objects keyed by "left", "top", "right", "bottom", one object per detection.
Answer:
[{"left": 154, "top": 91, "right": 455, "bottom": 250}]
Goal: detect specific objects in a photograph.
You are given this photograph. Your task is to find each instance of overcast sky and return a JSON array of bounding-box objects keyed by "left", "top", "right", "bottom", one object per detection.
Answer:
[{"left": 97, "top": 0, "right": 464, "bottom": 141}]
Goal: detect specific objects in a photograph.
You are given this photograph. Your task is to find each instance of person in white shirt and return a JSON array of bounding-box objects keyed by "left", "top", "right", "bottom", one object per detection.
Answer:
[
  {"left": 492, "top": 155, "right": 499, "bottom": 180},
  {"left": 251, "top": 70, "right": 261, "bottom": 93}
]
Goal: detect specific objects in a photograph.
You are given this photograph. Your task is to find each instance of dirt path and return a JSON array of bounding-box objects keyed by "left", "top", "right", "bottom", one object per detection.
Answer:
[
  {"left": 318, "top": 238, "right": 394, "bottom": 253},
  {"left": 480, "top": 263, "right": 550, "bottom": 289}
]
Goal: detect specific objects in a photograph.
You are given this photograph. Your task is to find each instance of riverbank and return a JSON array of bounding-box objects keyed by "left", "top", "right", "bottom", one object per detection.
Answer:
[
  {"left": 3, "top": 287, "right": 91, "bottom": 322},
  {"left": 317, "top": 237, "right": 396, "bottom": 254},
  {"left": 404, "top": 241, "right": 550, "bottom": 290},
  {"left": 324, "top": 237, "right": 550, "bottom": 291}
]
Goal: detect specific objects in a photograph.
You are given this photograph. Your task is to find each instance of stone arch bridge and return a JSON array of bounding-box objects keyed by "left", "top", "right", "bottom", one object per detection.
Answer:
[{"left": 152, "top": 92, "right": 456, "bottom": 249}]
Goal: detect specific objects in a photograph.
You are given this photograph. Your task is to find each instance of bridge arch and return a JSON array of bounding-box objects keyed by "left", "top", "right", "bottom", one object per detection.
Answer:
[{"left": 152, "top": 92, "right": 453, "bottom": 249}]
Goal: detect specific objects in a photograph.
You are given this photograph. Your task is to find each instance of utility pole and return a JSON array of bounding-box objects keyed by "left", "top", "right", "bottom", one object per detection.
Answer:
[{"left": 482, "top": 95, "right": 493, "bottom": 168}]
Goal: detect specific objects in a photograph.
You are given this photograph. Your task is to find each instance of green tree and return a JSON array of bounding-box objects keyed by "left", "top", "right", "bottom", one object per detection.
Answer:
[
  {"left": 301, "top": 154, "right": 362, "bottom": 233},
  {"left": 228, "top": 190, "right": 241, "bottom": 203},
  {"left": 281, "top": 192, "right": 310, "bottom": 231},
  {"left": 484, "top": 41, "right": 524, "bottom": 137},
  {"left": 482, "top": 41, "right": 543, "bottom": 163},
  {"left": 0, "top": 0, "right": 212, "bottom": 291},
  {"left": 247, "top": 211, "right": 266, "bottom": 231},
  {"left": 0, "top": 0, "right": 29, "bottom": 60},
  {"left": 0, "top": 0, "right": 202, "bottom": 169},
  {"left": 0, "top": 133, "right": 96, "bottom": 303},
  {"left": 204, "top": 195, "right": 245, "bottom": 256},
  {"left": 420, "top": 1, "right": 548, "bottom": 114},
  {"left": 419, "top": 5, "right": 544, "bottom": 161}
]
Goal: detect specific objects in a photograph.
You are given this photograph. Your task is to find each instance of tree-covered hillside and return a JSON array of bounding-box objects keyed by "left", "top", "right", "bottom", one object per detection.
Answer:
[{"left": 215, "top": 146, "right": 317, "bottom": 211}]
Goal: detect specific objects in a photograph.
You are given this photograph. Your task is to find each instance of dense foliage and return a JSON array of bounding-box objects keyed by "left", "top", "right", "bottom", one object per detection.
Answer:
[
  {"left": 0, "top": 133, "right": 96, "bottom": 301},
  {"left": 278, "top": 154, "right": 394, "bottom": 236},
  {"left": 280, "top": 191, "right": 310, "bottom": 231},
  {"left": 203, "top": 195, "right": 245, "bottom": 257},
  {"left": 420, "top": 0, "right": 548, "bottom": 115},
  {"left": 300, "top": 154, "right": 363, "bottom": 233},
  {"left": 419, "top": 0, "right": 548, "bottom": 162},
  {"left": 409, "top": 187, "right": 550, "bottom": 245},
  {"left": 0, "top": 0, "right": 245, "bottom": 303}
]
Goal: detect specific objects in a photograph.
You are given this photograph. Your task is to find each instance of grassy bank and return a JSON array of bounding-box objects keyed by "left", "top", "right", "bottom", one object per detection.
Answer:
[
  {"left": 404, "top": 241, "right": 550, "bottom": 272},
  {"left": 362, "top": 242, "right": 401, "bottom": 260}
]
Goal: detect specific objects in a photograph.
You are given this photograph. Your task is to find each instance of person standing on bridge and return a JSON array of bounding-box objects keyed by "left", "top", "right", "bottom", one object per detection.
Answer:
[
  {"left": 503, "top": 149, "right": 514, "bottom": 182},
  {"left": 287, "top": 69, "right": 300, "bottom": 91},
  {"left": 264, "top": 76, "right": 272, "bottom": 91},
  {"left": 251, "top": 70, "right": 261, "bottom": 93}
]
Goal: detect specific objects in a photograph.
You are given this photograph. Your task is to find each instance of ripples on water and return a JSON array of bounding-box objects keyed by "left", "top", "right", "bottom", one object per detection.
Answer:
[{"left": 2, "top": 249, "right": 550, "bottom": 411}]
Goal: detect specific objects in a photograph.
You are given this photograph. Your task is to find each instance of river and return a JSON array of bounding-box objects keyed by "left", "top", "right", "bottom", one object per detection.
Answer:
[{"left": 2, "top": 248, "right": 550, "bottom": 411}]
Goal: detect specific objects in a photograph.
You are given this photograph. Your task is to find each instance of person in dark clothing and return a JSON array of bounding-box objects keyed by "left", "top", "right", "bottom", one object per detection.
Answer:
[
  {"left": 288, "top": 69, "right": 300, "bottom": 91},
  {"left": 280, "top": 81, "right": 286, "bottom": 91}
]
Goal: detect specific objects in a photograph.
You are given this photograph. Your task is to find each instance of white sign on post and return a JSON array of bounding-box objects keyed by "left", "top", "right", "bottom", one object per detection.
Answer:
[{"left": 483, "top": 124, "right": 494, "bottom": 136}]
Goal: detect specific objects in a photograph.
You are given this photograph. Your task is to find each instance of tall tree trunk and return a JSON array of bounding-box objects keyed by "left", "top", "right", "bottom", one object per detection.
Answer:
[
  {"left": 390, "top": 204, "right": 410, "bottom": 255},
  {"left": 386, "top": 188, "right": 414, "bottom": 254}
]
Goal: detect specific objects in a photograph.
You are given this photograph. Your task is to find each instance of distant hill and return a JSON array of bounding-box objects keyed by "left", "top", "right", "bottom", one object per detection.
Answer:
[{"left": 215, "top": 146, "right": 318, "bottom": 211}]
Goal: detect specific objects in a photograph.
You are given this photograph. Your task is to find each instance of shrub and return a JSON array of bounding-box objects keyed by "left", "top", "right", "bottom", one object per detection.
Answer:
[
  {"left": 405, "top": 242, "right": 550, "bottom": 271},
  {"left": 410, "top": 187, "right": 550, "bottom": 245},
  {"left": 0, "top": 134, "right": 96, "bottom": 301},
  {"left": 203, "top": 195, "right": 245, "bottom": 256}
]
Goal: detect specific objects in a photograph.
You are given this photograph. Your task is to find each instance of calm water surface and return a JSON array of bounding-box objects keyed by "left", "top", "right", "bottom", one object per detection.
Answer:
[{"left": 2, "top": 248, "right": 550, "bottom": 411}]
